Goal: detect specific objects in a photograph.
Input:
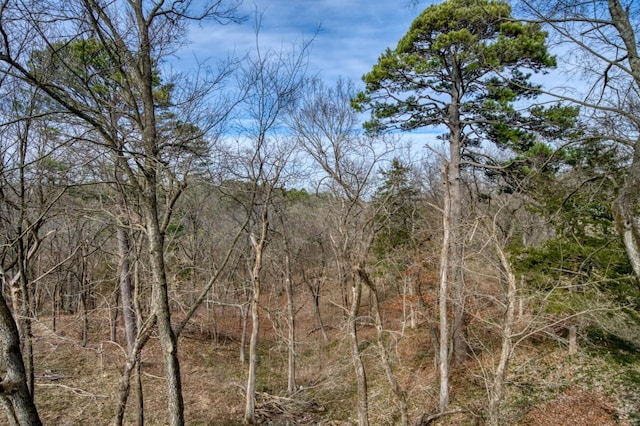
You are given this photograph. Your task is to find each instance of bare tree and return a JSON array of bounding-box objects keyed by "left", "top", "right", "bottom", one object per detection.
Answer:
[
  {"left": 292, "top": 78, "right": 406, "bottom": 426},
  {"left": 226, "top": 22, "right": 309, "bottom": 423},
  {"left": 0, "top": 2, "right": 243, "bottom": 424},
  {"left": 0, "top": 78, "right": 53, "bottom": 426}
]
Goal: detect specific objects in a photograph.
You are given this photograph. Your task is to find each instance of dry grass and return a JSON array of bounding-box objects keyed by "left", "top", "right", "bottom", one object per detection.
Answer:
[
  {"left": 21, "top": 285, "right": 636, "bottom": 425},
  {"left": 522, "top": 390, "right": 620, "bottom": 426}
]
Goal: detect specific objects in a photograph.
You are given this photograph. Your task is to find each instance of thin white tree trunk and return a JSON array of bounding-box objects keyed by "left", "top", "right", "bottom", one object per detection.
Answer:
[
  {"left": 488, "top": 236, "right": 517, "bottom": 426},
  {"left": 438, "top": 163, "right": 451, "bottom": 412},
  {"left": 284, "top": 253, "right": 296, "bottom": 394},
  {"left": 240, "top": 304, "right": 248, "bottom": 364},
  {"left": 349, "top": 273, "right": 368, "bottom": 426},
  {"left": 117, "top": 221, "right": 137, "bottom": 355},
  {"left": 245, "top": 204, "right": 269, "bottom": 425},
  {"left": 244, "top": 282, "right": 260, "bottom": 424}
]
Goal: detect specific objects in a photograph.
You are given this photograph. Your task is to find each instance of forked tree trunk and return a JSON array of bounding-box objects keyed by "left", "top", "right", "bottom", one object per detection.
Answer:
[
  {"left": 114, "top": 319, "right": 154, "bottom": 426},
  {"left": 305, "top": 273, "right": 328, "bottom": 342},
  {"left": 488, "top": 238, "right": 517, "bottom": 426},
  {"left": 348, "top": 273, "right": 368, "bottom": 426},
  {"left": 245, "top": 204, "right": 269, "bottom": 425}
]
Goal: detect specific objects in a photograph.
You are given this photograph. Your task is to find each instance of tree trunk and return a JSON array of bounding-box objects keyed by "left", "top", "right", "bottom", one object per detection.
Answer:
[
  {"left": 0, "top": 279, "right": 41, "bottom": 426},
  {"left": 117, "top": 226, "right": 137, "bottom": 355},
  {"left": 110, "top": 289, "right": 120, "bottom": 343},
  {"left": 134, "top": 354, "right": 144, "bottom": 426},
  {"left": 113, "top": 220, "right": 144, "bottom": 426},
  {"left": 80, "top": 245, "right": 89, "bottom": 348},
  {"left": 146, "top": 206, "right": 184, "bottom": 426},
  {"left": 613, "top": 137, "right": 640, "bottom": 278},
  {"left": 114, "top": 318, "right": 154, "bottom": 426},
  {"left": 52, "top": 281, "right": 60, "bottom": 333},
  {"left": 306, "top": 274, "right": 328, "bottom": 342},
  {"left": 488, "top": 239, "right": 517, "bottom": 426},
  {"left": 245, "top": 206, "right": 269, "bottom": 425},
  {"left": 448, "top": 104, "right": 468, "bottom": 368},
  {"left": 239, "top": 304, "right": 248, "bottom": 364},
  {"left": 244, "top": 280, "right": 260, "bottom": 425},
  {"left": 284, "top": 253, "right": 296, "bottom": 394},
  {"left": 607, "top": 2, "right": 640, "bottom": 279},
  {"left": 568, "top": 323, "right": 578, "bottom": 355},
  {"left": 438, "top": 163, "right": 451, "bottom": 412},
  {"left": 349, "top": 270, "right": 369, "bottom": 426},
  {"left": 134, "top": 0, "right": 185, "bottom": 419},
  {"left": 10, "top": 268, "right": 35, "bottom": 399}
]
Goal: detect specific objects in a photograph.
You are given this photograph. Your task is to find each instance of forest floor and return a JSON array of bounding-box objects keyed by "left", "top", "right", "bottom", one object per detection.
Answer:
[{"left": 27, "top": 298, "right": 640, "bottom": 425}]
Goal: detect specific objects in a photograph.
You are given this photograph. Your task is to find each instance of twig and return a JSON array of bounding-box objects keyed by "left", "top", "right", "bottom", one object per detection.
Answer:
[{"left": 36, "top": 383, "right": 105, "bottom": 398}]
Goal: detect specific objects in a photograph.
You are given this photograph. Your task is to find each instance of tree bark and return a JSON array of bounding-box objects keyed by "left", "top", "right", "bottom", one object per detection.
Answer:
[
  {"left": 239, "top": 304, "right": 248, "bottom": 364},
  {"left": 307, "top": 274, "right": 328, "bottom": 342},
  {"left": 284, "top": 253, "right": 296, "bottom": 394},
  {"left": 613, "top": 137, "right": 640, "bottom": 277},
  {"left": 244, "top": 276, "right": 260, "bottom": 425},
  {"left": 488, "top": 239, "right": 517, "bottom": 426},
  {"left": 145, "top": 201, "right": 184, "bottom": 426},
  {"left": 80, "top": 243, "right": 89, "bottom": 348},
  {"left": 245, "top": 204, "right": 269, "bottom": 425},
  {"left": 606, "top": 1, "right": 640, "bottom": 278},
  {"left": 447, "top": 79, "right": 469, "bottom": 368},
  {"left": 0, "top": 271, "right": 41, "bottom": 426},
  {"left": 349, "top": 272, "right": 369, "bottom": 426},
  {"left": 117, "top": 226, "right": 137, "bottom": 355},
  {"left": 136, "top": 1, "right": 185, "bottom": 419},
  {"left": 438, "top": 163, "right": 451, "bottom": 412},
  {"left": 114, "top": 316, "right": 154, "bottom": 426}
]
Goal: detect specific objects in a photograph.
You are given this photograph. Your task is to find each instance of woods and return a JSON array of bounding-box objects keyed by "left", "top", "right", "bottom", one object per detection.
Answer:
[{"left": 0, "top": 0, "right": 638, "bottom": 424}]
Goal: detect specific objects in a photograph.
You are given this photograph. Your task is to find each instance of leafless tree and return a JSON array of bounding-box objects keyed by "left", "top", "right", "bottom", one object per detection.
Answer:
[
  {"left": 291, "top": 78, "right": 408, "bottom": 425},
  {"left": 0, "top": 1, "right": 243, "bottom": 424},
  {"left": 225, "top": 22, "right": 309, "bottom": 423}
]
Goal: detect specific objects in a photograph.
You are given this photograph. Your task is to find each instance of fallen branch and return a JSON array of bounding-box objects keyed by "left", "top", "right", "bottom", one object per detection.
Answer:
[
  {"left": 414, "top": 409, "right": 467, "bottom": 425},
  {"left": 36, "top": 382, "right": 105, "bottom": 398}
]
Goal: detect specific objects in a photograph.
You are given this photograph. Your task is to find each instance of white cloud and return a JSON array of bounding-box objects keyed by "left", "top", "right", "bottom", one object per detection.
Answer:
[{"left": 175, "top": 0, "right": 423, "bottom": 87}]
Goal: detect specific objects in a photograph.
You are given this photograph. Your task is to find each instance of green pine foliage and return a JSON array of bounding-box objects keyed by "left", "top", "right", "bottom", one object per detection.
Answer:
[
  {"left": 509, "top": 136, "right": 638, "bottom": 314},
  {"left": 371, "top": 158, "right": 422, "bottom": 259},
  {"left": 353, "top": 0, "right": 557, "bottom": 142}
]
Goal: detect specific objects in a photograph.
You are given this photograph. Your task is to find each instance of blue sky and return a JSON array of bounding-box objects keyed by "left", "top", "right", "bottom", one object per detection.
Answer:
[
  {"left": 174, "top": 0, "right": 577, "bottom": 156},
  {"left": 179, "top": 0, "right": 428, "bottom": 89}
]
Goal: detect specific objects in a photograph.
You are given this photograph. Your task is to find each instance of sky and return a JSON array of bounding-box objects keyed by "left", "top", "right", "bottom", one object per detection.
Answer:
[
  {"left": 172, "top": 0, "right": 578, "bottom": 156},
  {"left": 178, "top": 0, "right": 429, "bottom": 90}
]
